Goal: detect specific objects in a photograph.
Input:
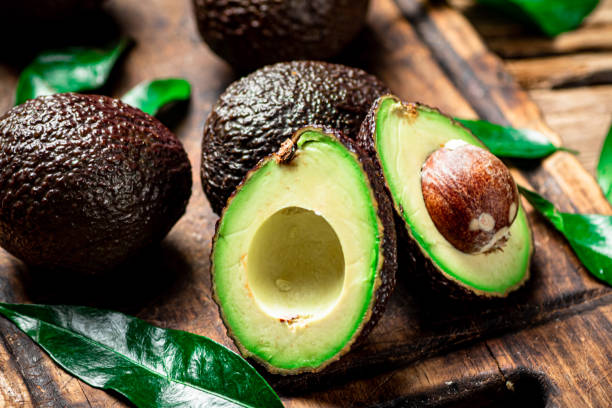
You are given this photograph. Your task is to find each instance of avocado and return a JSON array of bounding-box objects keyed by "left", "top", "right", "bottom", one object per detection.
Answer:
[
  {"left": 357, "top": 95, "right": 532, "bottom": 297},
  {"left": 192, "top": 0, "right": 369, "bottom": 71},
  {"left": 211, "top": 126, "right": 396, "bottom": 374},
  {"left": 201, "top": 60, "right": 389, "bottom": 214},
  {"left": 0, "top": 93, "right": 192, "bottom": 274}
]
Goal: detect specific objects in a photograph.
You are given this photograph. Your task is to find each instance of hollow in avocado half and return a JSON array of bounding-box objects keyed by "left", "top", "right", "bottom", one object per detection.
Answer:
[
  {"left": 357, "top": 95, "right": 533, "bottom": 298},
  {"left": 211, "top": 126, "right": 396, "bottom": 374}
]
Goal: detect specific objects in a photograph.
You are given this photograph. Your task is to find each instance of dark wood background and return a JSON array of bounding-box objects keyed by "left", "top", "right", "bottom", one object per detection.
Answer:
[
  {"left": 0, "top": 0, "right": 610, "bottom": 406},
  {"left": 450, "top": 0, "right": 612, "bottom": 177}
]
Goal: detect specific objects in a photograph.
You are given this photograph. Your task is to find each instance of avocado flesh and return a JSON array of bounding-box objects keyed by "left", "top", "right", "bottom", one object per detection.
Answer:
[
  {"left": 375, "top": 97, "right": 531, "bottom": 295},
  {"left": 213, "top": 130, "right": 382, "bottom": 373}
]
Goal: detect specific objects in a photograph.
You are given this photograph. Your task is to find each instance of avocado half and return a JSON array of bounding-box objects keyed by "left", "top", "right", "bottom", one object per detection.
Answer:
[
  {"left": 0, "top": 93, "right": 192, "bottom": 274},
  {"left": 192, "top": 0, "right": 369, "bottom": 71},
  {"left": 201, "top": 60, "right": 389, "bottom": 214},
  {"left": 357, "top": 95, "right": 533, "bottom": 297},
  {"left": 211, "top": 126, "right": 396, "bottom": 374}
]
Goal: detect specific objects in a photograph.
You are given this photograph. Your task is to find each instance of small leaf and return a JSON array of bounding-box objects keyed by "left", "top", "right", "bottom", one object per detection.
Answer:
[
  {"left": 476, "top": 0, "right": 599, "bottom": 37},
  {"left": 0, "top": 303, "right": 284, "bottom": 408},
  {"left": 15, "top": 38, "right": 130, "bottom": 105},
  {"left": 596, "top": 123, "right": 612, "bottom": 204},
  {"left": 121, "top": 78, "right": 191, "bottom": 116},
  {"left": 457, "top": 118, "right": 576, "bottom": 159},
  {"left": 519, "top": 186, "right": 612, "bottom": 286}
]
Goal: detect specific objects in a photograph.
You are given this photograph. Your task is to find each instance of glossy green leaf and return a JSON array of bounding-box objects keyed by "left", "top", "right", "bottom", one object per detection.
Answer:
[
  {"left": 121, "top": 78, "right": 191, "bottom": 116},
  {"left": 519, "top": 186, "right": 612, "bottom": 286},
  {"left": 0, "top": 303, "right": 284, "bottom": 408},
  {"left": 457, "top": 118, "right": 576, "bottom": 159},
  {"left": 15, "top": 38, "right": 130, "bottom": 105},
  {"left": 476, "top": 0, "right": 599, "bottom": 36},
  {"left": 596, "top": 123, "right": 612, "bottom": 204}
]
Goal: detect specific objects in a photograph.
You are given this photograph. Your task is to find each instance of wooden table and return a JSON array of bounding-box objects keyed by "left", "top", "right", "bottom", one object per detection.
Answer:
[
  {"left": 450, "top": 0, "right": 612, "bottom": 176},
  {"left": 0, "top": 0, "right": 610, "bottom": 406}
]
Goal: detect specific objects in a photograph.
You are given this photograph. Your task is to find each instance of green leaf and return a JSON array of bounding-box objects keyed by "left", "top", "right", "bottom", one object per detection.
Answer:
[
  {"left": 476, "top": 0, "right": 599, "bottom": 36},
  {"left": 121, "top": 78, "right": 191, "bottom": 116},
  {"left": 15, "top": 38, "right": 130, "bottom": 105},
  {"left": 0, "top": 303, "right": 284, "bottom": 408},
  {"left": 457, "top": 118, "right": 576, "bottom": 159},
  {"left": 596, "top": 123, "right": 612, "bottom": 204},
  {"left": 519, "top": 186, "right": 612, "bottom": 286}
]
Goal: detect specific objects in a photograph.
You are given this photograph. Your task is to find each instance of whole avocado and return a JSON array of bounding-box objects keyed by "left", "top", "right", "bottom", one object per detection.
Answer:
[
  {"left": 200, "top": 60, "right": 389, "bottom": 214},
  {"left": 192, "top": 0, "right": 369, "bottom": 71},
  {"left": 0, "top": 0, "right": 105, "bottom": 21},
  {"left": 0, "top": 93, "right": 192, "bottom": 274}
]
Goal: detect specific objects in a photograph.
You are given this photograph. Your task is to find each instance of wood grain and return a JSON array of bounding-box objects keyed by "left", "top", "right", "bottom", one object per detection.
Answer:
[
  {"left": 449, "top": 0, "right": 612, "bottom": 57},
  {"left": 0, "top": 0, "right": 609, "bottom": 406},
  {"left": 447, "top": 0, "right": 612, "bottom": 96},
  {"left": 446, "top": 0, "right": 612, "bottom": 177},
  {"left": 486, "top": 27, "right": 612, "bottom": 58},
  {"left": 530, "top": 85, "right": 612, "bottom": 176},
  {"left": 506, "top": 53, "right": 612, "bottom": 89}
]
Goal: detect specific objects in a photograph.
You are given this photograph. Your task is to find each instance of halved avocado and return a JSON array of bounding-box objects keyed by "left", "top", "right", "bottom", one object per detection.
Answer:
[
  {"left": 358, "top": 95, "right": 532, "bottom": 297},
  {"left": 211, "top": 126, "right": 396, "bottom": 374}
]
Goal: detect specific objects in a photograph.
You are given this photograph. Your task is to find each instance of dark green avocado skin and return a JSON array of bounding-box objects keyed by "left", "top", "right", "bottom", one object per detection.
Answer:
[
  {"left": 0, "top": 93, "right": 192, "bottom": 274},
  {"left": 200, "top": 60, "right": 389, "bottom": 214},
  {"left": 0, "top": 0, "right": 105, "bottom": 21},
  {"left": 192, "top": 0, "right": 369, "bottom": 71}
]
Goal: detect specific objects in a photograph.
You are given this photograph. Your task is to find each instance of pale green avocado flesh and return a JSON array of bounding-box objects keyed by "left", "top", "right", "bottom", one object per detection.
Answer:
[
  {"left": 375, "top": 97, "right": 532, "bottom": 295},
  {"left": 212, "top": 129, "right": 382, "bottom": 373}
]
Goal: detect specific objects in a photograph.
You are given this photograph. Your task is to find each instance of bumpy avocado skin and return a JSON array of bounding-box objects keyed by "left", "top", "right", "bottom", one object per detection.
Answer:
[
  {"left": 192, "top": 0, "right": 369, "bottom": 71},
  {"left": 357, "top": 96, "right": 532, "bottom": 299},
  {"left": 0, "top": 0, "right": 105, "bottom": 21},
  {"left": 201, "top": 61, "right": 389, "bottom": 214},
  {"left": 212, "top": 126, "right": 397, "bottom": 374},
  {"left": 0, "top": 93, "right": 192, "bottom": 274}
]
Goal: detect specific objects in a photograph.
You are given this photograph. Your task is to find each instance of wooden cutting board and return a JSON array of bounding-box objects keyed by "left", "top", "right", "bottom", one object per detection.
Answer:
[{"left": 0, "top": 0, "right": 610, "bottom": 406}]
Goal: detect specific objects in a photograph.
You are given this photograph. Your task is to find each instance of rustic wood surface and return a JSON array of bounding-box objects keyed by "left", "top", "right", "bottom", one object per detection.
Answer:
[
  {"left": 449, "top": 0, "right": 612, "bottom": 178},
  {"left": 0, "top": 0, "right": 611, "bottom": 406}
]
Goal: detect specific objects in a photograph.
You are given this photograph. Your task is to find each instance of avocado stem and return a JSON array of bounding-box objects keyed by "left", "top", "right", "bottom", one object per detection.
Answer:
[{"left": 275, "top": 138, "right": 296, "bottom": 164}]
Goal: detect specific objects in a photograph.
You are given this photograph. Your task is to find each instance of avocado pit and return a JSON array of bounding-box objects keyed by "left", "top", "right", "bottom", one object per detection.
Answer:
[
  {"left": 247, "top": 206, "right": 345, "bottom": 325},
  {"left": 420, "top": 140, "right": 519, "bottom": 254}
]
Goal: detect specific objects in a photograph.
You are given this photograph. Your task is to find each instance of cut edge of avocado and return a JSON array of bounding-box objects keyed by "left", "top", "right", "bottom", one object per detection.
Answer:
[
  {"left": 359, "top": 95, "right": 533, "bottom": 298},
  {"left": 210, "top": 126, "right": 396, "bottom": 375}
]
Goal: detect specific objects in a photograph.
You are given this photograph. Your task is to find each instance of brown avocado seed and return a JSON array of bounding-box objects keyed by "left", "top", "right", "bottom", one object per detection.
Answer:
[{"left": 421, "top": 140, "right": 519, "bottom": 254}]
